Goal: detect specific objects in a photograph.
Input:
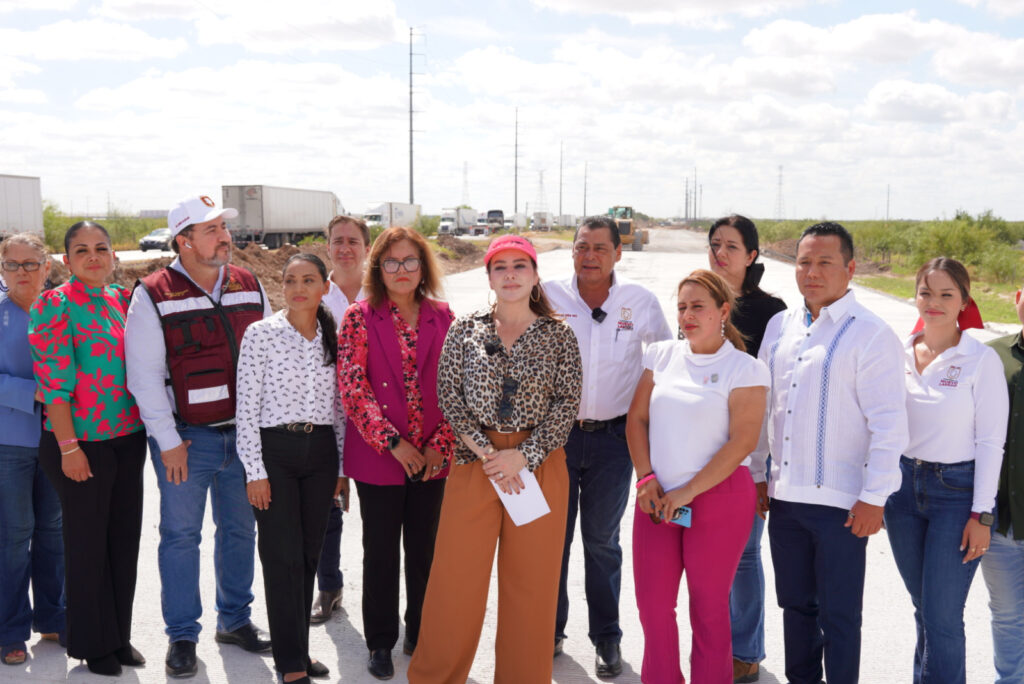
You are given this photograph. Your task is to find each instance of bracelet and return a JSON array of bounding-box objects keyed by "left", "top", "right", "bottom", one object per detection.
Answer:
[
  {"left": 57, "top": 437, "right": 79, "bottom": 447},
  {"left": 60, "top": 446, "right": 81, "bottom": 456},
  {"left": 635, "top": 473, "right": 657, "bottom": 490},
  {"left": 636, "top": 471, "right": 652, "bottom": 483}
]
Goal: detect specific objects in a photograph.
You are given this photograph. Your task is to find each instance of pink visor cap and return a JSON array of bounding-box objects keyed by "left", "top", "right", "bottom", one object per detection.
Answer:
[{"left": 484, "top": 235, "right": 538, "bottom": 266}]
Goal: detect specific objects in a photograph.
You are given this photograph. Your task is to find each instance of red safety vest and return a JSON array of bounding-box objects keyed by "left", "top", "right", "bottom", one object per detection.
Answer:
[{"left": 137, "top": 265, "right": 264, "bottom": 425}]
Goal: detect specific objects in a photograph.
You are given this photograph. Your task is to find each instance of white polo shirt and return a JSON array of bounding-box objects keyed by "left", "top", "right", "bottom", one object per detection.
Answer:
[
  {"left": 757, "top": 290, "right": 909, "bottom": 509},
  {"left": 545, "top": 272, "right": 672, "bottom": 421},
  {"left": 904, "top": 331, "right": 1009, "bottom": 513}
]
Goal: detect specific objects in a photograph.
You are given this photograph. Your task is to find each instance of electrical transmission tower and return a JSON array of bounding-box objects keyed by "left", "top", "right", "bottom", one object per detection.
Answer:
[
  {"left": 535, "top": 170, "right": 548, "bottom": 214},
  {"left": 775, "top": 165, "right": 784, "bottom": 220},
  {"left": 461, "top": 162, "right": 470, "bottom": 207}
]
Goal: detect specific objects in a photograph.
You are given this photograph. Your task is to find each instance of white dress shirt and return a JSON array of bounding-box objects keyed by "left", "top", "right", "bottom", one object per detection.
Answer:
[
  {"left": 545, "top": 272, "right": 672, "bottom": 420},
  {"left": 124, "top": 259, "right": 273, "bottom": 452},
  {"left": 645, "top": 339, "right": 770, "bottom": 491},
  {"left": 757, "top": 290, "right": 909, "bottom": 509},
  {"left": 904, "top": 331, "right": 1009, "bottom": 513},
  {"left": 323, "top": 275, "right": 365, "bottom": 330},
  {"left": 235, "top": 311, "right": 345, "bottom": 482}
]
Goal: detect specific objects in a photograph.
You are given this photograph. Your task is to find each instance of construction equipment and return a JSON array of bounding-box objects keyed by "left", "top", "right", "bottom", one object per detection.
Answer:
[{"left": 608, "top": 206, "right": 648, "bottom": 251}]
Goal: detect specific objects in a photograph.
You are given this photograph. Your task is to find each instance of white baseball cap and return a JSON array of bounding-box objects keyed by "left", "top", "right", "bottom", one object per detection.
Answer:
[{"left": 167, "top": 195, "right": 238, "bottom": 237}]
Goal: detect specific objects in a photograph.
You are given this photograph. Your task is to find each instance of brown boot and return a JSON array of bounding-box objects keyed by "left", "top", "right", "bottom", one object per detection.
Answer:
[{"left": 733, "top": 658, "right": 759, "bottom": 683}]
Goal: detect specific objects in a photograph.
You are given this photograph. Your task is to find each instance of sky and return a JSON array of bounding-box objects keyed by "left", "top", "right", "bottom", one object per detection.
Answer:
[{"left": 1, "top": 0, "right": 1023, "bottom": 221}]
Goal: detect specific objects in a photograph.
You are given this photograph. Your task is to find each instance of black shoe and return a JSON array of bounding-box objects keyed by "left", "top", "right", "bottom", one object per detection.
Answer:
[
  {"left": 115, "top": 643, "right": 146, "bottom": 666},
  {"left": 309, "top": 589, "right": 342, "bottom": 624},
  {"left": 307, "top": 659, "right": 329, "bottom": 678},
  {"left": 165, "top": 640, "right": 198, "bottom": 678},
  {"left": 214, "top": 623, "right": 272, "bottom": 653},
  {"left": 554, "top": 637, "right": 565, "bottom": 657},
  {"left": 367, "top": 649, "right": 394, "bottom": 680},
  {"left": 87, "top": 653, "right": 123, "bottom": 677},
  {"left": 595, "top": 641, "right": 622, "bottom": 678},
  {"left": 402, "top": 636, "right": 415, "bottom": 656}
]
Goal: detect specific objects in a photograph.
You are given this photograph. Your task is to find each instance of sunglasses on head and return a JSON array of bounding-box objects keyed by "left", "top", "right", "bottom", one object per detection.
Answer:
[{"left": 497, "top": 376, "right": 520, "bottom": 422}]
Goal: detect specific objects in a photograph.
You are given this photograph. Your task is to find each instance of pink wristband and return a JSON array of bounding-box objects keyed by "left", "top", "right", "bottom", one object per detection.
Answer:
[
  {"left": 58, "top": 438, "right": 79, "bottom": 447},
  {"left": 635, "top": 473, "right": 657, "bottom": 490}
]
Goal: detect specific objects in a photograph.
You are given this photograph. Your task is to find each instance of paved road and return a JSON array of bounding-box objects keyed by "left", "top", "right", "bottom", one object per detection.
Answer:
[{"left": 7, "top": 228, "right": 1004, "bottom": 682}]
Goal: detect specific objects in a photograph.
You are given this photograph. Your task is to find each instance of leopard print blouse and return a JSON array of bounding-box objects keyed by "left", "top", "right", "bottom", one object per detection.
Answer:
[{"left": 438, "top": 309, "right": 582, "bottom": 471}]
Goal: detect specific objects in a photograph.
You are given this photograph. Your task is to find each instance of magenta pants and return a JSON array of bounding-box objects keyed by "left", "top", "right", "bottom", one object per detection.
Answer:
[{"left": 633, "top": 466, "right": 756, "bottom": 684}]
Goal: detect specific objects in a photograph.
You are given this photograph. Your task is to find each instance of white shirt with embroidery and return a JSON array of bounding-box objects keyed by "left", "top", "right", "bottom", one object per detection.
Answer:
[
  {"left": 235, "top": 311, "right": 345, "bottom": 482},
  {"left": 756, "top": 290, "right": 909, "bottom": 509},
  {"left": 904, "top": 331, "right": 1008, "bottom": 513},
  {"left": 544, "top": 272, "right": 672, "bottom": 421}
]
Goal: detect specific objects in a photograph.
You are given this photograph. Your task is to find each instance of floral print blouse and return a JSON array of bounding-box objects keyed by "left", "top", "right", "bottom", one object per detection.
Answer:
[
  {"left": 337, "top": 300, "right": 457, "bottom": 456},
  {"left": 28, "top": 277, "right": 143, "bottom": 441},
  {"left": 438, "top": 310, "right": 582, "bottom": 471}
]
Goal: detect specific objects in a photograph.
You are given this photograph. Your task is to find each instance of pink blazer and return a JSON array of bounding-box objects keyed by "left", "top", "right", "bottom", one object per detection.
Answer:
[{"left": 342, "top": 298, "right": 452, "bottom": 486}]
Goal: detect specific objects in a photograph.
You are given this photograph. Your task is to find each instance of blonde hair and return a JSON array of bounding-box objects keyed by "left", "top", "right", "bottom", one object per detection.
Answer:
[
  {"left": 0, "top": 233, "right": 48, "bottom": 260},
  {"left": 677, "top": 269, "right": 746, "bottom": 353}
]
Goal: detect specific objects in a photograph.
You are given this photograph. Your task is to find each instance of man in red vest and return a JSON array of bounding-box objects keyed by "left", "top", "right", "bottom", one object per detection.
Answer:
[{"left": 125, "top": 195, "right": 273, "bottom": 678}]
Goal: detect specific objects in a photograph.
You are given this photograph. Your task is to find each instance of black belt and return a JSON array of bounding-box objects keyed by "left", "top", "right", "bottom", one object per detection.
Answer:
[
  {"left": 577, "top": 415, "right": 627, "bottom": 432},
  {"left": 268, "top": 422, "right": 333, "bottom": 434}
]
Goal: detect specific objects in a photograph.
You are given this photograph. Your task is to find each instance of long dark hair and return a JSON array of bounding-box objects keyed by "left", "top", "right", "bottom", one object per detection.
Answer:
[
  {"left": 283, "top": 253, "right": 337, "bottom": 366},
  {"left": 708, "top": 214, "right": 767, "bottom": 297}
]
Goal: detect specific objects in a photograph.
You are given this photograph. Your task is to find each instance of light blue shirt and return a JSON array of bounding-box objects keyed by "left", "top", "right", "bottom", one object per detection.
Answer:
[{"left": 0, "top": 294, "right": 42, "bottom": 448}]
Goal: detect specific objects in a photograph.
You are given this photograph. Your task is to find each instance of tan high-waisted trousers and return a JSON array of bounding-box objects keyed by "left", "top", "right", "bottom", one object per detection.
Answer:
[{"left": 407, "top": 430, "right": 569, "bottom": 684}]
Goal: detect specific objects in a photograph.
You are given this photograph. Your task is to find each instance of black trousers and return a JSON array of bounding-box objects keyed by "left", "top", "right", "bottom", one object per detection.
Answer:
[
  {"left": 37, "top": 429, "right": 146, "bottom": 660},
  {"left": 355, "top": 477, "right": 445, "bottom": 651},
  {"left": 253, "top": 427, "right": 338, "bottom": 674}
]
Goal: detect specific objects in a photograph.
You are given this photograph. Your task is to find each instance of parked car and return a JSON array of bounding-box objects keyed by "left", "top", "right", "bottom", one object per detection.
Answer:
[{"left": 139, "top": 227, "right": 172, "bottom": 251}]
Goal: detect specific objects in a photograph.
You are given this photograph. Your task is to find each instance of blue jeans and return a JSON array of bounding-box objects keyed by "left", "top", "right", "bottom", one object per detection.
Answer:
[
  {"left": 769, "top": 499, "right": 866, "bottom": 684},
  {"left": 0, "top": 445, "right": 65, "bottom": 644},
  {"left": 556, "top": 422, "right": 634, "bottom": 644},
  {"left": 884, "top": 457, "right": 979, "bottom": 684},
  {"left": 982, "top": 521, "right": 1024, "bottom": 683},
  {"left": 316, "top": 504, "right": 344, "bottom": 593},
  {"left": 149, "top": 424, "right": 256, "bottom": 642},
  {"left": 730, "top": 511, "right": 766, "bottom": 663}
]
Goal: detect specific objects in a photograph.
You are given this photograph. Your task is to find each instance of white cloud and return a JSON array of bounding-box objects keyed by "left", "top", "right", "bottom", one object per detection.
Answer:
[
  {"left": 932, "top": 34, "right": 1024, "bottom": 87},
  {"left": 531, "top": 0, "right": 818, "bottom": 27},
  {"left": 0, "top": 19, "right": 186, "bottom": 60},
  {"left": 0, "top": 0, "right": 77, "bottom": 12},
  {"left": 957, "top": 0, "right": 1024, "bottom": 16},
  {"left": 95, "top": 0, "right": 405, "bottom": 52}
]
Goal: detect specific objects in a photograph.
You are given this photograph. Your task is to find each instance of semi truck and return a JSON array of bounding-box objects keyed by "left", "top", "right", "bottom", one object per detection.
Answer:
[
  {"left": 608, "top": 205, "right": 648, "bottom": 251},
  {"left": 438, "top": 207, "right": 478, "bottom": 236},
  {"left": 531, "top": 211, "right": 553, "bottom": 231},
  {"left": 0, "top": 174, "right": 43, "bottom": 239},
  {"left": 364, "top": 202, "right": 420, "bottom": 229},
  {"left": 222, "top": 185, "right": 343, "bottom": 248}
]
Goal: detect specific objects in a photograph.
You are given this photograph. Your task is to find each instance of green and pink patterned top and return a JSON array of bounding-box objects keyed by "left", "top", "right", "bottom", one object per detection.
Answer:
[{"left": 29, "top": 277, "right": 144, "bottom": 441}]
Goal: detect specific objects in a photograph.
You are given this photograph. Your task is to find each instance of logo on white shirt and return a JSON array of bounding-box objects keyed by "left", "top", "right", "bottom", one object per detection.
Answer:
[
  {"left": 620, "top": 307, "right": 632, "bottom": 320},
  {"left": 939, "top": 365, "right": 961, "bottom": 388}
]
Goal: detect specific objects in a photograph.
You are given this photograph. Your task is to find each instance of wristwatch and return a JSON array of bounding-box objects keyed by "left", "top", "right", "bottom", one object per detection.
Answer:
[
  {"left": 386, "top": 434, "right": 401, "bottom": 451},
  {"left": 971, "top": 512, "right": 995, "bottom": 527}
]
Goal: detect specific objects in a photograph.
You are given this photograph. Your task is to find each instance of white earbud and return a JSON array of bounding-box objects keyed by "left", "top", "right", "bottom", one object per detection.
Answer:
[{"left": 185, "top": 242, "right": 192, "bottom": 249}]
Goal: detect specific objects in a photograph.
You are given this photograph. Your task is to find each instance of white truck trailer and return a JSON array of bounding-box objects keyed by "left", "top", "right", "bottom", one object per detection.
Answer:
[
  {"left": 0, "top": 174, "right": 43, "bottom": 239},
  {"left": 364, "top": 202, "right": 420, "bottom": 229},
  {"left": 438, "top": 207, "right": 478, "bottom": 236},
  {"left": 222, "top": 185, "right": 343, "bottom": 248}
]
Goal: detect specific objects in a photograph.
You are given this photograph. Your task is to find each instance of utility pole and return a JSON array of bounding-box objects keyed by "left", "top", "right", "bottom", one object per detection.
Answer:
[
  {"left": 408, "top": 28, "right": 415, "bottom": 203},
  {"left": 699, "top": 184, "right": 703, "bottom": 221},
  {"left": 684, "top": 177, "right": 689, "bottom": 221},
  {"left": 514, "top": 108, "right": 519, "bottom": 215},
  {"left": 583, "top": 161, "right": 588, "bottom": 217},
  {"left": 558, "top": 141, "right": 563, "bottom": 219}
]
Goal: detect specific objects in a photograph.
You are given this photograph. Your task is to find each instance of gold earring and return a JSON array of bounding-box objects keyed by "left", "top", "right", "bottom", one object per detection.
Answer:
[{"left": 531, "top": 285, "right": 541, "bottom": 303}]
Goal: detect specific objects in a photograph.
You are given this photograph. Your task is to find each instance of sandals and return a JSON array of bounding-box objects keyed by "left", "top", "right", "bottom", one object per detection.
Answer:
[{"left": 1, "top": 642, "right": 27, "bottom": 665}]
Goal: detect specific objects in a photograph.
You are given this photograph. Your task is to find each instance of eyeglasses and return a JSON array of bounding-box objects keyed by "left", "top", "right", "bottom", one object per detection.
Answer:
[
  {"left": 1, "top": 261, "right": 44, "bottom": 272},
  {"left": 381, "top": 257, "right": 421, "bottom": 274},
  {"left": 497, "top": 376, "right": 520, "bottom": 422}
]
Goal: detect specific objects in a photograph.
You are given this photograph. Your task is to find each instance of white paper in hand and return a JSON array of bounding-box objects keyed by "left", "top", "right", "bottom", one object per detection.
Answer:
[{"left": 490, "top": 468, "right": 550, "bottom": 526}]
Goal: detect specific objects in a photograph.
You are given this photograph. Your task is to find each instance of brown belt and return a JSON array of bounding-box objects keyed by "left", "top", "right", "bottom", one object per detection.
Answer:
[{"left": 483, "top": 428, "right": 532, "bottom": 450}]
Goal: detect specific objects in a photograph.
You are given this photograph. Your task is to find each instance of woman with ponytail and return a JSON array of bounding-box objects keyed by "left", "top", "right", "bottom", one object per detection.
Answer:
[
  {"left": 706, "top": 214, "right": 785, "bottom": 682},
  {"left": 235, "top": 253, "right": 345, "bottom": 684},
  {"left": 625, "top": 269, "right": 769, "bottom": 683}
]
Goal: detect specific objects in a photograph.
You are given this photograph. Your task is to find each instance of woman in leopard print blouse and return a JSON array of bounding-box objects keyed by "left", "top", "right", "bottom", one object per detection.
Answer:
[{"left": 409, "top": 235, "right": 582, "bottom": 684}]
